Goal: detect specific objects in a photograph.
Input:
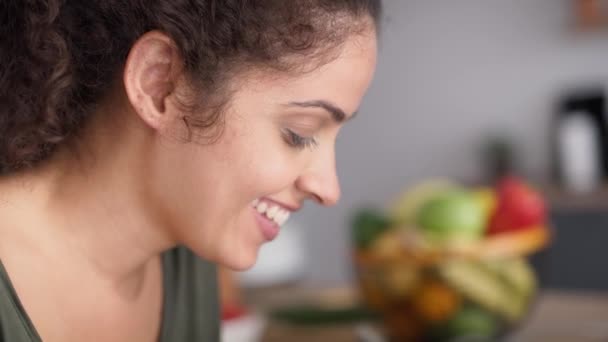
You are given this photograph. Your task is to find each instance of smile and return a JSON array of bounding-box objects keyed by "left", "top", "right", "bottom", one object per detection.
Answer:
[{"left": 252, "top": 198, "right": 291, "bottom": 227}]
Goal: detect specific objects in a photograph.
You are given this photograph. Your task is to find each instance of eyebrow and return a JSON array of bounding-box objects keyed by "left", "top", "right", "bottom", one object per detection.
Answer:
[{"left": 285, "top": 100, "right": 356, "bottom": 123}]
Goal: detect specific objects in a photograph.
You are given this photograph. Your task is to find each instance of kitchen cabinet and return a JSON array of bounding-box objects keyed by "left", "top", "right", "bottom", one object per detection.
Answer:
[{"left": 532, "top": 206, "right": 608, "bottom": 291}]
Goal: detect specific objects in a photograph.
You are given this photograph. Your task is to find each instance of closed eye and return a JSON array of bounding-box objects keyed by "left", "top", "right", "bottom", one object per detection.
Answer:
[{"left": 281, "top": 128, "right": 318, "bottom": 150}]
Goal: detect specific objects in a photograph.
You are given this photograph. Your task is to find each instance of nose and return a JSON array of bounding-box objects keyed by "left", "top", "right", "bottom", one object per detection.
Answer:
[{"left": 294, "top": 149, "right": 341, "bottom": 206}]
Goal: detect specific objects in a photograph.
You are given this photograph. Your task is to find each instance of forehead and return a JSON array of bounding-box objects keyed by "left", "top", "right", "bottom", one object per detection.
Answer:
[{"left": 234, "top": 32, "right": 378, "bottom": 116}]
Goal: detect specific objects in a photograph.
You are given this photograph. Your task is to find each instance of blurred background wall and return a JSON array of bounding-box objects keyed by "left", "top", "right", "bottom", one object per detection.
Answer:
[{"left": 263, "top": 0, "right": 608, "bottom": 285}]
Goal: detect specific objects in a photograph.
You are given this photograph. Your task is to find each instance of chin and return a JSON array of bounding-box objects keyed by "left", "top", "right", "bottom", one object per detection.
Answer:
[
  {"left": 218, "top": 246, "right": 259, "bottom": 271},
  {"left": 221, "top": 256, "right": 258, "bottom": 271},
  {"left": 184, "top": 240, "right": 259, "bottom": 270}
]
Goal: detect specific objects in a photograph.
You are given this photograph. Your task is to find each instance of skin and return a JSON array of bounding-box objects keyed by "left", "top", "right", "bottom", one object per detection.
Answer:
[{"left": 0, "top": 21, "right": 377, "bottom": 342}]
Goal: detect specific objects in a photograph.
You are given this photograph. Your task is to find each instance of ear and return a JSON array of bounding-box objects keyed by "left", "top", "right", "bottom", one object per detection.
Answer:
[{"left": 123, "top": 31, "right": 181, "bottom": 131}]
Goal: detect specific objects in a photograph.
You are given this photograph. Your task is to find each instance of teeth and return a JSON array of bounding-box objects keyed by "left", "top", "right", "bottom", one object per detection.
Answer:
[
  {"left": 256, "top": 202, "right": 268, "bottom": 214},
  {"left": 274, "top": 210, "right": 283, "bottom": 222},
  {"left": 273, "top": 211, "right": 285, "bottom": 226},
  {"left": 252, "top": 200, "right": 291, "bottom": 227},
  {"left": 267, "top": 205, "right": 279, "bottom": 219},
  {"left": 276, "top": 211, "right": 290, "bottom": 226}
]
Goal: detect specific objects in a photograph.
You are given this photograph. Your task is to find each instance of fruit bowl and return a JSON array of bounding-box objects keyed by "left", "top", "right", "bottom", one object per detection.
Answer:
[
  {"left": 351, "top": 177, "right": 551, "bottom": 341},
  {"left": 354, "top": 227, "right": 549, "bottom": 341}
]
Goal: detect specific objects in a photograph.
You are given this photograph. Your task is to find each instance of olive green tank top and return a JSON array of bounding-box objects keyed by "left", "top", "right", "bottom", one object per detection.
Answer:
[{"left": 0, "top": 247, "right": 220, "bottom": 341}]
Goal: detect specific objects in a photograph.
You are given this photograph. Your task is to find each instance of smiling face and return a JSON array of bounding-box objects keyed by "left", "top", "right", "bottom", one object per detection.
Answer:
[{"left": 142, "top": 28, "right": 377, "bottom": 270}]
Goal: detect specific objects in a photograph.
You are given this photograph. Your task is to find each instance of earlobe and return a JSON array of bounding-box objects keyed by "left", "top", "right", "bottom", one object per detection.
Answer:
[{"left": 123, "top": 31, "right": 180, "bottom": 130}]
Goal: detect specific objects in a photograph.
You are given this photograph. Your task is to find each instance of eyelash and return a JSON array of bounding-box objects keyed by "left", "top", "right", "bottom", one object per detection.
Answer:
[{"left": 282, "top": 129, "right": 318, "bottom": 150}]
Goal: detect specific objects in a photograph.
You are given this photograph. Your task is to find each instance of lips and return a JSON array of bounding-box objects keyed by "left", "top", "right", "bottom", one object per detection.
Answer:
[
  {"left": 253, "top": 208, "right": 280, "bottom": 241},
  {"left": 252, "top": 198, "right": 291, "bottom": 226},
  {"left": 251, "top": 198, "right": 295, "bottom": 241}
]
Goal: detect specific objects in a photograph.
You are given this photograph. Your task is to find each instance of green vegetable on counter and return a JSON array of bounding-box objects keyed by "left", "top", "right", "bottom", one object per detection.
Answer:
[{"left": 270, "top": 305, "right": 379, "bottom": 325}]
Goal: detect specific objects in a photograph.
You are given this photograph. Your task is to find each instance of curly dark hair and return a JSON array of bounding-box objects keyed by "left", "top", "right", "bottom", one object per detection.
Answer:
[{"left": 0, "top": 0, "right": 381, "bottom": 174}]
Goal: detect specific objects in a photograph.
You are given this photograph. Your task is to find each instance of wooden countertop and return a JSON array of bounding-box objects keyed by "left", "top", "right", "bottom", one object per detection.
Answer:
[
  {"left": 242, "top": 286, "right": 608, "bottom": 342},
  {"left": 507, "top": 290, "right": 608, "bottom": 341}
]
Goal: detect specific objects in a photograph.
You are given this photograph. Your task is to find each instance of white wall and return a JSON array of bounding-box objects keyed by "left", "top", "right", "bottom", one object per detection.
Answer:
[{"left": 295, "top": 0, "right": 608, "bottom": 285}]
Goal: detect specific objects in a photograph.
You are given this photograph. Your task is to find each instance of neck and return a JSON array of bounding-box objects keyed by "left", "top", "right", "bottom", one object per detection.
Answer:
[{"left": 0, "top": 109, "right": 175, "bottom": 297}]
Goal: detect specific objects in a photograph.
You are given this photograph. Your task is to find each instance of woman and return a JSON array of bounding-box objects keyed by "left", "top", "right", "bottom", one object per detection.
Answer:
[{"left": 0, "top": 0, "right": 381, "bottom": 341}]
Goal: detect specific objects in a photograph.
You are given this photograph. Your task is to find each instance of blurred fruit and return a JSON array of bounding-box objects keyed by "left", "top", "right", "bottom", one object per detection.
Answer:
[
  {"left": 487, "top": 176, "right": 546, "bottom": 236},
  {"left": 381, "top": 263, "right": 420, "bottom": 299},
  {"left": 369, "top": 229, "right": 404, "bottom": 259},
  {"left": 352, "top": 209, "right": 392, "bottom": 249},
  {"left": 472, "top": 187, "right": 498, "bottom": 224},
  {"left": 412, "top": 280, "right": 461, "bottom": 323},
  {"left": 475, "top": 226, "right": 550, "bottom": 259},
  {"left": 359, "top": 271, "right": 388, "bottom": 311},
  {"left": 438, "top": 260, "right": 523, "bottom": 321},
  {"left": 353, "top": 177, "right": 549, "bottom": 341},
  {"left": 434, "top": 305, "right": 498, "bottom": 340},
  {"left": 485, "top": 257, "right": 536, "bottom": 302},
  {"left": 417, "top": 191, "right": 486, "bottom": 244},
  {"left": 389, "top": 180, "right": 459, "bottom": 226}
]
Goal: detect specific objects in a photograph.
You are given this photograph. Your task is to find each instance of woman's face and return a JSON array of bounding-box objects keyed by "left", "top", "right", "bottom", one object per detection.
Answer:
[{"left": 152, "top": 30, "right": 377, "bottom": 270}]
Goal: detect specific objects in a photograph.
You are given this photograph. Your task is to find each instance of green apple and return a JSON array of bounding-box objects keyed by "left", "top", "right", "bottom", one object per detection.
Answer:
[
  {"left": 417, "top": 191, "right": 485, "bottom": 243},
  {"left": 388, "top": 179, "right": 459, "bottom": 226}
]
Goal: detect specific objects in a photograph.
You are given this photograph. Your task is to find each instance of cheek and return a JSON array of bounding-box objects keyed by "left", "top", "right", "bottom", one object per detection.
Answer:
[
  {"left": 236, "top": 144, "right": 309, "bottom": 198},
  {"left": 149, "top": 119, "right": 308, "bottom": 264},
  {"left": 223, "top": 124, "right": 307, "bottom": 197}
]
